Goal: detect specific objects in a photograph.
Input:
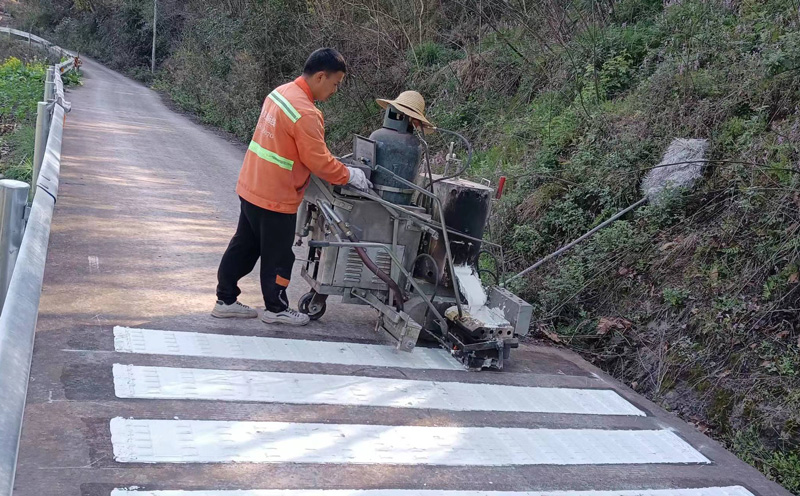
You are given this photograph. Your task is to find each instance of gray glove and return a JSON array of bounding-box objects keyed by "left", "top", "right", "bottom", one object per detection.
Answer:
[{"left": 346, "top": 166, "right": 373, "bottom": 191}]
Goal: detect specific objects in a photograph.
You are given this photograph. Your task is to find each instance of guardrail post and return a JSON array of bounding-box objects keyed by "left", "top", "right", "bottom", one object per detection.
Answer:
[
  {"left": 0, "top": 180, "right": 30, "bottom": 310},
  {"left": 43, "top": 67, "right": 55, "bottom": 102},
  {"left": 44, "top": 66, "right": 54, "bottom": 137},
  {"left": 31, "top": 102, "right": 47, "bottom": 200},
  {"left": 42, "top": 67, "right": 54, "bottom": 150}
]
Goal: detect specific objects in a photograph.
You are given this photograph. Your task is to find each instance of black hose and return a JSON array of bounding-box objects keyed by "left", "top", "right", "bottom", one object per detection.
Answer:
[
  {"left": 353, "top": 246, "right": 405, "bottom": 311},
  {"left": 317, "top": 200, "right": 406, "bottom": 310},
  {"left": 477, "top": 268, "right": 499, "bottom": 286},
  {"left": 341, "top": 225, "right": 406, "bottom": 310},
  {"left": 474, "top": 248, "right": 498, "bottom": 267},
  {"left": 475, "top": 248, "right": 501, "bottom": 279},
  {"left": 333, "top": 225, "right": 405, "bottom": 309},
  {"left": 430, "top": 127, "right": 473, "bottom": 185},
  {"left": 417, "top": 132, "right": 435, "bottom": 193}
]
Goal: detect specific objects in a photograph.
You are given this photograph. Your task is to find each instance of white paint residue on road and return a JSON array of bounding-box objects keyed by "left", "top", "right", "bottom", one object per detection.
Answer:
[
  {"left": 110, "top": 488, "right": 755, "bottom": 496},
  {"left": 112, "top": 364, "right": 645, "bottom": 416},
  {"left": 112, "top": 327, "right": 462, "bottom": 370},
  {"left": 110, "top": 418, "right": 710, "bottom": 465},
  {"left": 88, "top": 255, "right": 100, "bottom": 273}
]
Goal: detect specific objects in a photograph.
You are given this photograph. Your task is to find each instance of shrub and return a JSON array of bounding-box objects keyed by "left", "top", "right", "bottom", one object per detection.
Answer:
[
  {"left": 410, "top": 42, "right": 460, "bottom": 68},
  {"left": 0, "top": 57, "right": 47, "bottom": 122}
]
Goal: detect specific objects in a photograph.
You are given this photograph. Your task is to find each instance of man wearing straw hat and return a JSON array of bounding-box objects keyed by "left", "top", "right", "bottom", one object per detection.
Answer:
[{"left": 212, "top": 48, "right": 372, "bottom": 326}]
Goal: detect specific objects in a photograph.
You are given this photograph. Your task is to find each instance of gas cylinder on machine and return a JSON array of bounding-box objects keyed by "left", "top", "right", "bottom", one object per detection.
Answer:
[{"left": 368, "top": 106, "right": 422, "bottom": 205}]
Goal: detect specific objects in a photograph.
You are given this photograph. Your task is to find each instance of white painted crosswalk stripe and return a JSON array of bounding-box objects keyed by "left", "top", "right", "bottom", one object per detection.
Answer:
[
  {"left": 110, "top": 488, "right": 755, "bottom": 496},
  {"left": 112, "top": 364, "right": 645, "bottom": 415},
  {"left": 113, "top": 327, "right": 461, "bottom": 370},
  {"left": 110, "top": 418, "right": 709, "bottom": 465}
]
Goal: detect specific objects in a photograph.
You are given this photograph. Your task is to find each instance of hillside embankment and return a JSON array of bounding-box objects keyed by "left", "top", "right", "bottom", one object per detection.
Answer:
[{"left": 10, "top": 0, "right": 800, "bottom": 491}]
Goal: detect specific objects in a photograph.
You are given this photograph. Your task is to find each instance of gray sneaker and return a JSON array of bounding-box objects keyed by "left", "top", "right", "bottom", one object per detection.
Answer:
[
  {"left": 261, "top": 307, "right": 310, "bottom": 326},
  {"left": 211, "top": 300, "right": 258, "bottom": 319}
]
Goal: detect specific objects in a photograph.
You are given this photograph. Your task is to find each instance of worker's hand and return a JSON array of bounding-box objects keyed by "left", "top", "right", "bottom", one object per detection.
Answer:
[{"left": 346, "top": 166, "right": 373, "bottom": 191}]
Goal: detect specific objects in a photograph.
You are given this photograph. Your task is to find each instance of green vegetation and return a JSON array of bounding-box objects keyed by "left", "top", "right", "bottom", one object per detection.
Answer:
[
  {"left": 13, "top": 0, "right": 800, "bottom": 490},
  {"left": 0, "top": 36, "right": 81, "bottom": 182},
  {"left": 734, "top": 427, "right": 800, "bottom": 491},
  {"left": 0, "top": 55, "right": 46, "bottom": 181}
]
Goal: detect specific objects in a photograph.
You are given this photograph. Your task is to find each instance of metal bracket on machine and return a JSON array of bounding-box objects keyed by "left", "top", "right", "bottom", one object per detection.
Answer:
[
  {"left": 353, "top": 135, "right": 377, "bottom": 168},
  {"left": 309, "top": 175, "right": 353, "bottom": 212},
  {"left": 350, "top": 288, "right": 421, "bottom": 352},
  {"left": 373, "top": 184, "right": 414, "bottom": 195}
]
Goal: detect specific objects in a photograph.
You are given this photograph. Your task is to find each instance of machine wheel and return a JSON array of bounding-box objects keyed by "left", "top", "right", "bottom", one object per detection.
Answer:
[{"left": 299, "top": 291, "right": 327, "bottom": 320}]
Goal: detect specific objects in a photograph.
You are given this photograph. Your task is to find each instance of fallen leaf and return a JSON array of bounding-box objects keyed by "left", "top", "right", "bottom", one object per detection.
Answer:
[
  {"left": 761, "top": 360, "right": 774, "bottom": 368},
  {"left": 597, "top": 317, "right": 633, "bottom": 335},
  {"left": 788, "top": 272, "right": 799, "bottom": 284},
  {"left": 688, "top": 417, "right": 713, "bottom": 434},
  {"left": 777, "top": 330, "right": 790, "bottom": 340},
  {"left": 543, "top": 331, "right": 562, "bottom": 343},
  {"left": 717, "top": 369, "right": 732, "bottom": 378},
  {"left": 659, "top": 242, "right": 677, "bottom": 251},
  {"left": 695, "top": 422, "right": 712, "bottom": 434}
]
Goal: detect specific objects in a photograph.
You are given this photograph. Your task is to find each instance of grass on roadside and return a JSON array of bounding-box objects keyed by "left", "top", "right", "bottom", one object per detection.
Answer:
[
  {"left": 0, "top": 55, "right": 47, "bottom": 181},
  {"left": 0, "top": 46, "right": 82, "bottom": 182}
]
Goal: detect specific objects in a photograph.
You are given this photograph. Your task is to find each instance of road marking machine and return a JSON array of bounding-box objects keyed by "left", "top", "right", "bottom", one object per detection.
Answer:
[{"left": 296, "top": 105, "right": 532, "bottom": 370}]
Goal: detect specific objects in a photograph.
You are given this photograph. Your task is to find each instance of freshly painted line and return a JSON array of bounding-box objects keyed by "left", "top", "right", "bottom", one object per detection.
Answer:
[
  {"left": 110, "top": 418, "right": 709, "bottom": 465},
  {"left": 113, "top": 327, "right": 462, "bottom": 370},
  {"left": 112, "top": 364, "right": 645, "bottom": 416},
  {"left": 110, "top": 488, "right": 755, "bottom": 496}
]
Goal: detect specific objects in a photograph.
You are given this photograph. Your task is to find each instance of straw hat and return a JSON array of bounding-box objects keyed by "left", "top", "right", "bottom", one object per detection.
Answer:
[{"left": 376, "top": 91, "right": 434, "bottom": 129}]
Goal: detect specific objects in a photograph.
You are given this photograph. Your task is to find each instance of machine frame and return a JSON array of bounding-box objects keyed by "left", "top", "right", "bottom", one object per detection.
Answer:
[{"left": 296, "top": 137, "right": 531, "bottom": 370}]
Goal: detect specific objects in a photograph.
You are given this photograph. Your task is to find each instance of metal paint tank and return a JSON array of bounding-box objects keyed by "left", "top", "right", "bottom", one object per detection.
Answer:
[
  {"left": 368, "top": 106, "right": 421, "bottom": 205},
  {"left": 419, "top": 177, "right": 493, "bottom": 287}
]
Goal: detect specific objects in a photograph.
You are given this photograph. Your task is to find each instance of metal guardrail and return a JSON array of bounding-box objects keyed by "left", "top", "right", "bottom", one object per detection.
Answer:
[
  {"left": 0, "top": 27, "right": 76, "bottom": 73},
  {"left": 0, "top": 27, "right": 75, "bottom": 496}
]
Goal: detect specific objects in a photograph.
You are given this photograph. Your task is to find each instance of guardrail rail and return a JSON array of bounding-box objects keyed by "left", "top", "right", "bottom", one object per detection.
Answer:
[{"left": 0, "top": 26, "right": 77, "bottom": 496}]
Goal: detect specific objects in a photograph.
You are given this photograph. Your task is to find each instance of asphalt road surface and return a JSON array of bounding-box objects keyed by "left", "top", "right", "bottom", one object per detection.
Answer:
[{"left": 11, "top": 57, "right": 793, "bottom": 496}]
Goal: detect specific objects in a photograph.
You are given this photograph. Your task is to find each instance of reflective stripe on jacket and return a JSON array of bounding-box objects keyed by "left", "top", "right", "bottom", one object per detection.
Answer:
[{"left": 236, "top": 77, "right": 350, "bottom": 213}]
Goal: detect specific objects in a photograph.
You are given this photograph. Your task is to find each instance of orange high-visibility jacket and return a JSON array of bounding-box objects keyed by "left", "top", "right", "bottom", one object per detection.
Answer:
[{"left": 236, "top": 76, "right": 351, "bottom": 213}]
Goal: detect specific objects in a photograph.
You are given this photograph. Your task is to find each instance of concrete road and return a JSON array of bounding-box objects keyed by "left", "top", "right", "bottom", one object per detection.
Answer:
[{"left": 11, "top": 57, "right": 792, "bottom": 496}]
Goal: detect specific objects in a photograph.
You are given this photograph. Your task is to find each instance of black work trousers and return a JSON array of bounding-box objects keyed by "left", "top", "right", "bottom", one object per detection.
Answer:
[{"left": 216, "top": 197, "right": 296, "bottom": 313}]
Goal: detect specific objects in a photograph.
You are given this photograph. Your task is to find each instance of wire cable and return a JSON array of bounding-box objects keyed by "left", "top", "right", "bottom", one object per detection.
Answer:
[
  {"left": 430, "top": 127, "right": 473, "bottom": 185},
  {"left": 416, "top": 131, "right": 436, "bottom": 193}
]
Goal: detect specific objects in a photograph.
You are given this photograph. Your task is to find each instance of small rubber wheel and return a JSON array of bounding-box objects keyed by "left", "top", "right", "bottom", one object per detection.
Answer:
[{"left": 299, "top": 292, "right": 326, "bottom": 320}]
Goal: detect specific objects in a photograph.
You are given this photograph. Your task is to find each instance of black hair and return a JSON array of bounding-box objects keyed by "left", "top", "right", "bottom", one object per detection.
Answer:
[{"left": 303, "top": 48, "right": 347, "bottom": 75}]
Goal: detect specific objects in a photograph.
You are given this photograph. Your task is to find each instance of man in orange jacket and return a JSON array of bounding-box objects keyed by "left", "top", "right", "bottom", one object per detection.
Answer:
[{"left": 213, "top": 48, "right": 371, "bottom": 326}]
